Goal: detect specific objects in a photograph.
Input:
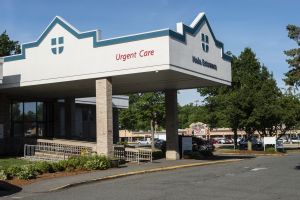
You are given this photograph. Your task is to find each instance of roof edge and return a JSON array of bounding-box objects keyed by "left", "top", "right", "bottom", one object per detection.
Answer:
[
  {"left": 3, "top": 13, "right": 232, "bottom": 63},
  {"left": 3, "top": 16, "right": 171, "bottom": 62},
  {"left": 170, "top": 13, "right": 232, "bottom": 62}
]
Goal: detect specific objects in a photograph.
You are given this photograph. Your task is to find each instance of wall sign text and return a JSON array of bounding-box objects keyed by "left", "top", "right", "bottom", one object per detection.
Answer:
[
  {"left": 116, "top": 50, "right": 155, "bottom": 61},
  {"left": 192, "top": 56, "right": 217, "bottom": 70}
]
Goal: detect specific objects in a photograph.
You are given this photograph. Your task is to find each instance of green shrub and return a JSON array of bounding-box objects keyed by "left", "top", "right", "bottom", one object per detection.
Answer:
[
  {"left": 265, "top": 147, "right": 276, "bottom": 153},
  {"left": 51, "top": 161, "right": 65, "bottom": 172},
  {"left": 84, "top": 155, "right": 110, "bottom": 170},
  {"left": 191, "top": 150, "right": 213, "bottom": 159},
  {"left": 199, "top": 150, "right": 213, "bottom": 157},
  {"left": 80, "top": 148, "right": 91, "bottom": 156},
  {"left": 16, "top": 165, "right": 37, "bottom": 180},
  {"left": 152, "top": 150, "right": 165, "bottom": 160},
  {"left": 0, "top": 169, "right": 8, "bottom": 180},
  {"left": 117, "top": 141, "right": 128, "bottom": 146},
  {"left": 56, "top": 160, "right": 68, "bottom": 171},
  {"left": 34, "top": 161, "right": 53, "bottom": 174},
  {"left": 6, "top": 166, "right": 22, "bottom": 178},
  {"left": 0, "top": 155, "right": 111, "bottom": 180},
  {"left": 67, "top": 156, "right": 89, "bottom": 170}
]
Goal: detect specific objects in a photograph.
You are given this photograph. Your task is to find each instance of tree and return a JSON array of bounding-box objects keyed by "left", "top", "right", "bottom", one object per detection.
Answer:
[
  {"left": 0, "top": 31, "right": 21, "bottom": 57},
  {"left": 198, "top": 48, "right": 282, "bottom": 150},
  {"left": 178, "top": 104, "right": 207, "bottom": 129},
  {"left": 119, "top": 92, "right": 165, "bottom": 149},
  {"left": 283, "top": 25, "right": 300, "bottom": 88},
  {"left": 119, "top": 94, "right": 142, "bottom": 131},
  {"left": 275, "top": 92, "right": 300, "bottom": 138},
  {"left": 251, "top": 66, "right": 281, "bottom": 137}
]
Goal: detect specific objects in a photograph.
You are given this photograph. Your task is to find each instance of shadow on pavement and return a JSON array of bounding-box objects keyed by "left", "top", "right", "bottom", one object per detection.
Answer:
[
  {"left": 0, "top": 181, "right": 22, "bottom": 197},
  {"left": 295, "top": 165, "right": 300, "bottom": 170}
]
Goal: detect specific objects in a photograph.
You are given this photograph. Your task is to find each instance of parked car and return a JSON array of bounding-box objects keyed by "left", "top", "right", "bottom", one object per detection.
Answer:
[
  {"left": 154, "top": 139, "right": 165, "bottom": 148},
  {"left": 277, "top": 136, "right": 289, "bottom": 144},
  {"left": 209, "top": 138, "right": 219, "bottom": 144},
  {"left": 225, "top": 138, "right": 233, "bottom": 144},
  {"left": 216, "top": 138, "right": 226, "bottom": 144},
  {"left": 192, "top": 137, "right": 215, "bottom": 152},
  {"left": 291, "top": 136, "right": 300, "bottom": 143},
  {"left": 137, "top": 139, "right": 151, "bottom": 146},
  {"left": 239, "top": 137, "right": 262, "bottom": 150}
]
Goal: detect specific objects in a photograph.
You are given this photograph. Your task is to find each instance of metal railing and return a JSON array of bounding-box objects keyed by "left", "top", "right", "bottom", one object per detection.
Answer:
[
  {"left": 24, "top": 143, "right": 93, "bottom": 161},
  {"left": 113, "top": 145, "right": 152, "bottom": 164}
]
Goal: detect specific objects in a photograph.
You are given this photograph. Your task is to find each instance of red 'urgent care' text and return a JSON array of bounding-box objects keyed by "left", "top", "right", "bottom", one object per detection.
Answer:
[{"left": 115, "top": 50, "right": 155, "bottom": 61}]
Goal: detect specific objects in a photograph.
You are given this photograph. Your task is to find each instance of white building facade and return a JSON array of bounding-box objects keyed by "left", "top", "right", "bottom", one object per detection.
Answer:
[{"left": 0, "top": 12, "right": 231, "bottom": 159}]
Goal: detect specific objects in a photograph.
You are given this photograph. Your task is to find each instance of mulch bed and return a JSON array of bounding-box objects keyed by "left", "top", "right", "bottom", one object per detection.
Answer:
[{"left": 4, "top": 169, "right": 91, "bottom": 187}]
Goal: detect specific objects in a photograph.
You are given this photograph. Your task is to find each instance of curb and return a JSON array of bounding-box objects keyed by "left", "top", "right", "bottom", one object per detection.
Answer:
[
  {"left": 218, "top": 152, "right": 287, "bottom": 157},
  {"left": 49, "top": 159, "right": 243, "bottom": 192}
]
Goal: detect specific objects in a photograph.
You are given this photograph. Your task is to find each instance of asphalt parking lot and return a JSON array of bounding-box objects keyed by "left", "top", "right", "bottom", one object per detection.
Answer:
[{"left": 8, "top": 152, "right": 300, "bottom": 200}]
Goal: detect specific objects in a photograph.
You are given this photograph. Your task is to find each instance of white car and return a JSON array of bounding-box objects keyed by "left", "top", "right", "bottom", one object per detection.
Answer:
[
  {"left": 218, "top": 138, "right": 226, "bottom": 144},
  {"left": 291, "top": 137, "right": 300, "bottom": 143},
  {"left": 277, "top": 137, "right": 289, "bottom": 144},
  {"left": 137, "top": 140, "right": 151, "bottom": 146}
]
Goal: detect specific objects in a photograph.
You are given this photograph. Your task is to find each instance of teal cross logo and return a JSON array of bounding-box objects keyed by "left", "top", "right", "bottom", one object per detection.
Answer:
[
  {"left": 51, "top": 37, "right": 64, "bottom": 55},
  {"left": 201, "top": 33, "right": 209, "bottom": 53}
]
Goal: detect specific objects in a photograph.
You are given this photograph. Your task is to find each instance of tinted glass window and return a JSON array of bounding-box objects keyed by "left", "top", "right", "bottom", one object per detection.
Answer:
[
  {"left": 24, "top": 122, "right": 37, "bottom": 137},
  {"left": 13, "top": 123, "right": 23, "bottom": 137},
  {"left": 24, "top": 102, "right": 36, "bottom": 121},
  {"left": 37, "top": 102, "right": 44, "bottom": 121},
  {"left": 12, "top": 102, "right": 23, "bottom": 121}
]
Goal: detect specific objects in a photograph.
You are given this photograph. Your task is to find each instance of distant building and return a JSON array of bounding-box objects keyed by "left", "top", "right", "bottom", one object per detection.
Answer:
[{"left": 119, "top": 122, "right": 300, "bottom": 142}]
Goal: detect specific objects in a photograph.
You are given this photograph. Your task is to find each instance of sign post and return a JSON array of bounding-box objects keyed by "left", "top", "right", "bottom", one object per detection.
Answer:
[
  {"left": 182, "top": 137, "right": 193, "bottom": 157},
  {"left": 263, "top": 136, "right": 277, "bottom": 151}
]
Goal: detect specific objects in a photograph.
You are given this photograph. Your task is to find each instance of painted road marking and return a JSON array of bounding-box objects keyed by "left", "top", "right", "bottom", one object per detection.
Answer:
[{"left": 250, "top": 167, "right": 267, "bottom": 171}]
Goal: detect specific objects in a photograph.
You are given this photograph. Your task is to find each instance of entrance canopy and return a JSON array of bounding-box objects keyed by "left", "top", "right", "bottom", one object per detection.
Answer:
[{"left": 0, "top": 12, "right": 231, "bottom": 98}]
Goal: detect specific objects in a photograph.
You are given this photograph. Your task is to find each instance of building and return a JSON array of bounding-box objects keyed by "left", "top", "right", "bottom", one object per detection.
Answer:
[
  {"left": 119, "top": 129, "right": 187, "bottom": 142},
  {"left": 0, "top": 12, "right": 231, "bottom": 160},
  {"left": 120, "top": 122, "right": 300, "bottom": 142}
]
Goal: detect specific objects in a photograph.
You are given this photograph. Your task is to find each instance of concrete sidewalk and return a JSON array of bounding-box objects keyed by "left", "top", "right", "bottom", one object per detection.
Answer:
[{"left": 2, "top": 155, "right": 248, "bottom": 198}]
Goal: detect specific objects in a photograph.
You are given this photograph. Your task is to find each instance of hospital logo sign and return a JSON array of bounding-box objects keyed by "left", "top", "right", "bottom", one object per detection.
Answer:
[{"left": 51, "top": 37, "right": 64, "bottom": 55}]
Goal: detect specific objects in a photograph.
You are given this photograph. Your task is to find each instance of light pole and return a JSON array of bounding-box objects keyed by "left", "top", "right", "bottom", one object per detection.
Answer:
[{"left": 151, "top": 112, "right": 157, "bottom": 150}]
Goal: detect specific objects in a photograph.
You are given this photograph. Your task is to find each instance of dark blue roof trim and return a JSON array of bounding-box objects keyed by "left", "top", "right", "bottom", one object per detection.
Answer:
[
  {"left": 168, "top": 15, "right": 232, "bottom": 62},
  {"left": 4, "top": 15, "right": 232, "bottom": 62}
]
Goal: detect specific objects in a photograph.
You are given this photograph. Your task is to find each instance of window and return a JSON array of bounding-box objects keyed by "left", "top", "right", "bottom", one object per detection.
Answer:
[
  {"left": 51, "top": 37, "right": 64, "bottom": 55},
  {"left": 13, "top": 123, "right": 23, "bottom": 137},
  {"left": 12, "top": 102, "right": 23, "bottom": 121},
  {"left": 24, "top": 102, "right": 36, "bottom": 121},
  {"left": 37, "top": 102, "right": 44, "bottom": 121},
  {"left": 37, "top": 123, "right": 45, "bottom": 137},
  {"left": 10, "top": 101, "right": 54, "bottom": 138},
  {"left": 201, "top": 33, "right": 209, "bottom": 53},
  {"left": 24, "top": 122, "right": 37, "bottom": 138}
]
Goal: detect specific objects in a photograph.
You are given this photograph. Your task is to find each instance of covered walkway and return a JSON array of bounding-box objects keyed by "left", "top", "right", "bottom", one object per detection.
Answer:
[{"left": 0, "top": 12, "right": 231, "bottom": 159}]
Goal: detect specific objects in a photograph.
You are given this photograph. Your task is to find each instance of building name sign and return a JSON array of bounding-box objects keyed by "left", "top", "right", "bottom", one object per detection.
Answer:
[
  {"left": 116, "top": 49, "right": 155, "bottom": 62},
  {"left": 192, "top": 56, "right": 217, "bottom": 70}
]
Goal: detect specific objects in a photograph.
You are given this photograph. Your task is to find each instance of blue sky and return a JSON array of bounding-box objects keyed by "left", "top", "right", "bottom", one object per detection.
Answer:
[{"left": 1, "top": 0, "right": 299, "bottom": 105}]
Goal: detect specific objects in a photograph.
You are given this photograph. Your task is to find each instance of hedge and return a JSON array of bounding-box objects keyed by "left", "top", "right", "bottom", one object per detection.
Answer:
[{"left": 0, "top": 155, "right": 111, "bottom": 180}]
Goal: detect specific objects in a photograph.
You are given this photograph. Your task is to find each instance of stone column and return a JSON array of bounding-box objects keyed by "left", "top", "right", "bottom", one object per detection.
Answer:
[
  {"left": 96, "top": 78, "right": 113, "bottom": 156},
  {"left": 65, "top": 97, "right": 76, "bottom": 139},
  {"left": 165, "top": 89, "right": 180, "bottom": 160},
  {"left": 113, "top": 108, "right": 119, "bottom": 144}
]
